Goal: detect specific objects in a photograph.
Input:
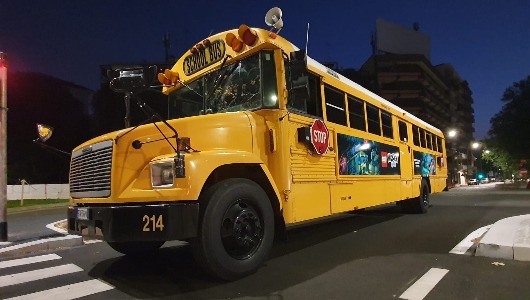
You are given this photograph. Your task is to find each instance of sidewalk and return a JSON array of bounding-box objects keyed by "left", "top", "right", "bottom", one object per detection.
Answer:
[{"left": 476, "top": 214, "right": 530, "bottom": 261}]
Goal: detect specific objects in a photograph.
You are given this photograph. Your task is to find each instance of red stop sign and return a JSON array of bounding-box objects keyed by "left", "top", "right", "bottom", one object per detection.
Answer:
[{"left": 310, "top": 119, "right": 329, "bottom": 155}]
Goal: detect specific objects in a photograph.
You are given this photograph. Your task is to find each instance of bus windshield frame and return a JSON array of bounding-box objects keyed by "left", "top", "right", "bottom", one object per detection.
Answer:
[{"left": 168, "top": 50, "right": 278, "bottom": 119}]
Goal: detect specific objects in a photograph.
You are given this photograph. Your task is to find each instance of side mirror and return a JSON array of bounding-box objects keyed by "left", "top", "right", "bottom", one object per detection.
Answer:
[
  {"left": 288, "top": 50, "right": 310, "bottom": 103},
  {"left": 108, "top": 66, "right": 157, "bottom": 94},
  {"left": 33, "top": 123, "right": 70, "bottom": 158},
  {"left": 289, "top": 50, "right": 307, "bottom": 76},
  {"left": 36, "top": 123, "right": 54, "bottom": 142}
]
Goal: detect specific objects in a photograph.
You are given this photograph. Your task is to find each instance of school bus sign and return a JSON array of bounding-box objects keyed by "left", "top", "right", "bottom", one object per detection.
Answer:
[{"left": 310, "top": 119, "right": 329, "bottom": 155}]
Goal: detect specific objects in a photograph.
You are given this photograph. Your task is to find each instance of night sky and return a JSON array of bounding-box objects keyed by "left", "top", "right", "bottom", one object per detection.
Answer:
[{"left": 2, "top": 1, "right": 529, "bottom": 139}]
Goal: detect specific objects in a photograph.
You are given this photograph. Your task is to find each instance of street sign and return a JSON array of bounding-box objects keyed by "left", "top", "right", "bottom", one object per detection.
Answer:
[{"left": 309, "top": 119, "right": 329, "bottom": 155}]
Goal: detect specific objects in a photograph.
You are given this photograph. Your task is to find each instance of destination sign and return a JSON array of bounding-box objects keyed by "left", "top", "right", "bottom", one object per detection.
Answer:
[{"left": 183, "top": 39, "right": 226, "bottom": 76}]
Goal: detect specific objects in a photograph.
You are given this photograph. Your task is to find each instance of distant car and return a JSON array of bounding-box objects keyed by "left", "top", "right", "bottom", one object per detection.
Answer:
[
  {"left": 468, "top": 178, "right": 478, "bottom": 185},
  {"left": 480, "top": 178, "right": 490, "bottom": 184}
]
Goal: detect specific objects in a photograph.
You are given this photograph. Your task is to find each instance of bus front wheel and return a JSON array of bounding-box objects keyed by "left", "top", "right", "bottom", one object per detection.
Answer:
[{"left": 191, "top": 178, "right": 275, "bottom": 280}]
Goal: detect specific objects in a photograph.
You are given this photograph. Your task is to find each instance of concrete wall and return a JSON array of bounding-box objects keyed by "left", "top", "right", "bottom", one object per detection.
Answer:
[{"left": 7, "top": 184, "right": 69, "bottom": 200}]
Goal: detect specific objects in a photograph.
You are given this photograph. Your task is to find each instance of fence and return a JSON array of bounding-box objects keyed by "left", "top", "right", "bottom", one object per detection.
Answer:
[{"left": 6, "top": 184, "right": 69, "bottom": 200}]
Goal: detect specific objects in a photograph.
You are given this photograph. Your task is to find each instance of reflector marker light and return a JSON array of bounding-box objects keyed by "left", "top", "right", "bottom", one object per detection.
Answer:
[
  {"left": 238, "top": 24, "right": 258, "bottom": 46},
  {"left": 157, "top": 69, "right": 179, "bottom": 86},
  {"left": 225, "top": 33, "right": 244, "bottom": 52}
]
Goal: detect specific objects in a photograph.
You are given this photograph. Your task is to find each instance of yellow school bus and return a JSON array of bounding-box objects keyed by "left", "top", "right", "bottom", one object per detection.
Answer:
[{"left": 67, "top": 9, "right": 447, "bottom": 280}]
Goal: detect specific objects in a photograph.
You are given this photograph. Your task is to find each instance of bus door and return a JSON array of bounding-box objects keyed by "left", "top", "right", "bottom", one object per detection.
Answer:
[
  {"left": 398, "top": 119, "right": 413, "bottom": 198},
  {"left": 284, "top": 56, "right": 334, "bottom": 222}
]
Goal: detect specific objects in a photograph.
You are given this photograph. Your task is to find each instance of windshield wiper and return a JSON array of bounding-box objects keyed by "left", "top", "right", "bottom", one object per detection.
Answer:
[
  {"left": 204, "top": 55, "right": 235, "bottom": 113},
  {"left": 176, "top": 79, "right": 203, "bottom": 99}
]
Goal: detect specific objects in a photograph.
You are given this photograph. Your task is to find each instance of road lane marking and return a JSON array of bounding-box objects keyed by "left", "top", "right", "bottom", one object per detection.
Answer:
[
  {"left": 4, "top": 279, "right": 114, "bottom": 300},
  {"left": 0, "top": 264, "right": 82, "bottom": 288},
  {"left": 46, "top": 219, "right": 68, "bottom": 234},
  {"left": 0, "top": 254, "right": 62, "bottom": 269},
  {"left": 450, "top": 225, "right": 491, "bottom": 254},
  {"left": 399, "top": 268, "right": 449, "bottom": 300}
]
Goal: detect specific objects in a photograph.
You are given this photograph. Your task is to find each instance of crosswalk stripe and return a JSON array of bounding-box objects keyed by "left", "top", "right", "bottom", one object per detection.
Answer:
[
  {"left": 0, "top": 264, "right": 83, "bottom": 288},
  {"left": 399, "top": 268, "right": 449, "bottom": 300},
  {"left": 0, "top": 254, "right": 62, "bottom": 270},
  {"left": 4, "top": 279, "right": 114, "bottom": 300}
]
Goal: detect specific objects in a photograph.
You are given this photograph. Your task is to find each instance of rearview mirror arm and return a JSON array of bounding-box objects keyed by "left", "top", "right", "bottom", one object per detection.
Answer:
[
  {"left": 32, "top": 139, "right": 71, "bottom": 160},
  {"left": 133, "top": 94, "right": 179, "bottom": 154}
]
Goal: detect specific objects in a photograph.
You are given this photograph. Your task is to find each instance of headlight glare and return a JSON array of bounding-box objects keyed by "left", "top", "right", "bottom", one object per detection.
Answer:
[{"left": 151, "top": 161, "right": 174, "bottom": 188}]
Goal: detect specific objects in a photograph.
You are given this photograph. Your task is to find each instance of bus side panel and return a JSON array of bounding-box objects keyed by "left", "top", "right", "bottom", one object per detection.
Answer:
[
  {"left": 289, "top": 182, "right": 332, "bottom": 223},
  {"left": 330, "top": 178, "right": 401, "bottom": 213},
  {"left": 287, "top": 147, "right": 336, "bottom": 223},
  {"left": 431, "top": 176, "right": 447, "bottom": 193}
]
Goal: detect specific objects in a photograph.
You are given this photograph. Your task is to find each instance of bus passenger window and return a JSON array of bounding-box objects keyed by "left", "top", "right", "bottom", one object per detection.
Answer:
[
  {"left": 426, "top": 132, "right": 433, "bottom": 149},
  {"left": 412, "top": 125, "right": 420, "bottom": 146},
  {"left": 366, "top": 104, "right": 380, "bottom": 135},
  {"left": 437, "top": 136, "right": 443, "bottom": 152},
  {"left": 419, "top": 129, "right": 426, "bottom": 148},
  {"left": 398, "top": 121, "right": 408, "bottom": 142},
  {"left": 324, "top": 85, "right": 347, "bottom": 126},
  {"left": 381, "top": 111, "right": 393, "bottom": 138},
  {"left": 347, "top": 96, "right": 365, "bottom": 131}
]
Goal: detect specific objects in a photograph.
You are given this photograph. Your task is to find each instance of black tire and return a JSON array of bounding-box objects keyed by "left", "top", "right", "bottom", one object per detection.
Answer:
[
  {"left": 398, "top": 180, "right": 430, "bottom": 214},
  {"left": 191, "top": 178, "right": 274, "bottom": 280},
  {"left": 107, "top": 241, "right": 165, "bottom": 255}
]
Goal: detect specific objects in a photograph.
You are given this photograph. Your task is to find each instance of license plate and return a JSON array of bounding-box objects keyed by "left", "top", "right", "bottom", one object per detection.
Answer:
[{"left": 77, "top": 208, "right": 89, "bottom": 220}]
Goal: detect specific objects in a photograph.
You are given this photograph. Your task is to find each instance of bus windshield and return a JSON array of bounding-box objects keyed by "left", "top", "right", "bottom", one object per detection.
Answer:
[{"left": 168, "top": 51, "right": 278, "bottom": 119}]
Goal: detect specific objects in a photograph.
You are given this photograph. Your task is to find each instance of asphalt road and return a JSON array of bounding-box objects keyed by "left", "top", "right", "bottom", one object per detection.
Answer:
[
  {"left": 5, "top": 205, "right": 67, "bottom": 242},
  {"left": 1, "top": 183, "right": 530, "bottom": 299}
]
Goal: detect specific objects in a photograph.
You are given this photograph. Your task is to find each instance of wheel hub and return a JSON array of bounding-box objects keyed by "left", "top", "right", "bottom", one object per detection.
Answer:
[{"left": 221, "top": 200, "right": 264, "bottom": 259}]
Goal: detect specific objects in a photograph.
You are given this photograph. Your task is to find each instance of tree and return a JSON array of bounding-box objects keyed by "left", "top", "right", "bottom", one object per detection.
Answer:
[
  {"left": 482, "top": 138, "right": 518, "bottom": 178},
  {"left": 488, "top": 75, "right": 530, "bottom": 168}
]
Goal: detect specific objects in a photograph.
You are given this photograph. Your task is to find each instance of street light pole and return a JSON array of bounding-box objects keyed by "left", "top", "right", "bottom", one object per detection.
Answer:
[{"left": 0, "top": 52, "right": 7, "bottom": 241}]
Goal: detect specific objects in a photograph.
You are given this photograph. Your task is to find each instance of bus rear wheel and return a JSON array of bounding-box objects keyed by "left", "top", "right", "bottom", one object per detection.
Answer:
[
  {"left": 191, "top": 178, "right": 274, "bottom": 280},
  {"left": 107, "top": 241, "right": 165, "bottom": 255},
  {"left": 399, "top": 180, "right": 430, "bottom": 214}
]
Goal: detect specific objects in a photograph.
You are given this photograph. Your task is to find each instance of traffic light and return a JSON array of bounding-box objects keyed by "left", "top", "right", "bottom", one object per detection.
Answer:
[{"left": 477, "top": 173, "right": 484, "bottom": 179}]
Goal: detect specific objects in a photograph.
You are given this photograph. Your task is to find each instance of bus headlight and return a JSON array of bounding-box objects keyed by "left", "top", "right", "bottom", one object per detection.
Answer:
[{"left": 151, "top": 161, "right": 175, "bottom": 188}]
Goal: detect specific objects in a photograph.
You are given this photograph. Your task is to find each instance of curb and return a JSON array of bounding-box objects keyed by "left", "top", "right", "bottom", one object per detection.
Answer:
[
  {"left": 0, "top": 235, "right": 83, "bottom": 258},
  {"left": 7, "top": 202, "right": 70, "bottom": 215},
  {"left": 476, "top": 215, "right": 530, "bottom": 261}
]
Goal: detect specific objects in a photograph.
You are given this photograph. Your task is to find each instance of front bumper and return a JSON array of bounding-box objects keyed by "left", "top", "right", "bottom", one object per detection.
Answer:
[{"left": 67, "top": 202, "right": 199, "bottom": 242}]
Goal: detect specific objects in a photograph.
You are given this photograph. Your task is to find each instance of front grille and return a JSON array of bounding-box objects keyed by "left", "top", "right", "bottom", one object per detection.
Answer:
[{"left": 70, "top": 140, "right": 113, "bottom": 198}]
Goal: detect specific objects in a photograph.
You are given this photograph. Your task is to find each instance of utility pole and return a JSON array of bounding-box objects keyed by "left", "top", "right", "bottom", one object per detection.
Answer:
[{"left": 0, "top": 52, "right": 7, "bottom": 241}]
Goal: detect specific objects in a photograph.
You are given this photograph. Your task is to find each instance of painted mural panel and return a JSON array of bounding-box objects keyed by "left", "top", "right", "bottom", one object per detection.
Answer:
[
  {"left": 413, "top": 151, "right": 436, "bottom": 176},
  {"left": 337, "top": 134, "right": 401, "bottom": 176}
]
